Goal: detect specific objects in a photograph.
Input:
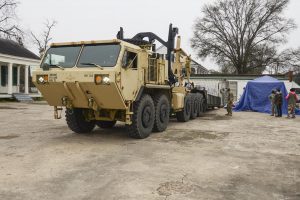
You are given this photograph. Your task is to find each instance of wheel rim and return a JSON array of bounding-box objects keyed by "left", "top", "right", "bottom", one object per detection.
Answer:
[
  {"left": 142, "top": 105, "right": 152, "bottom": 128},
  {"left": 67, "top": 109, "right": 74, "bottom": 115}
]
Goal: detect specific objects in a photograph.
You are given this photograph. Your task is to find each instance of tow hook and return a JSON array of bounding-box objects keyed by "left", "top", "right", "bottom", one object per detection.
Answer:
[
  {"left": 62, "top": 96, "right": 73, "bottom": 108},
  {"left": 54, "top": 106, "right": 63, "bottom": 119},
  {"left": 88, "top": 97, "right": 94, "bottom": 108},
  {"left": 62, "top": 96, "right": 68, "bottom": 106}
]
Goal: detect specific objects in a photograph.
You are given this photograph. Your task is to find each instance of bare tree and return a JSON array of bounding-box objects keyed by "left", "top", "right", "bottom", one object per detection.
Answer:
[
  {"left": 0, "top": 0, "right": 23, "bottom": 40},
  {"left": 266, "top": 47, "right": 300, "bottom": 74},
  {"left": 191, "top": 0, "right": 296, "bottom": 74},
  {"left": 284, "top": 48, "right": 300, "bottom": 73},
  {"left": 31, "top": 20, "right": 57, "bottom": 57}
]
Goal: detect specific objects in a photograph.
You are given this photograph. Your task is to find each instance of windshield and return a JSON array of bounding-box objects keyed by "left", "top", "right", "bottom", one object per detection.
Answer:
[
  {"left": 78, "top": 44, "right": 121, "bottom": 67},
  {"left": 42, "top": 46, "right": 81, "bottom": 68}
]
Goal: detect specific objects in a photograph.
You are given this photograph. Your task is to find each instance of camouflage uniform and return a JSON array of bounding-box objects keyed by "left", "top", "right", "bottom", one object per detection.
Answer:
[
  {"left": 274, "top": 90, "right": 283, "bottom": 117},
  {"left": 268, "top": 92, "right": 276, "bottom": 116},
  {"left": 226, "top": 91, "right": 234, "bottom": 116}
]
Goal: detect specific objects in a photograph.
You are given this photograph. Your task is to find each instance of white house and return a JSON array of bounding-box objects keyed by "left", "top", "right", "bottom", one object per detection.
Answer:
[
  {"left": 156, "top": 45, "right": 209, "bottom": 75},
  {"left": 190, "top": 74, "right": 300, "bottom": 103},
  {"left": 0, "top": 39, "right": 41, "bottom": 98}
]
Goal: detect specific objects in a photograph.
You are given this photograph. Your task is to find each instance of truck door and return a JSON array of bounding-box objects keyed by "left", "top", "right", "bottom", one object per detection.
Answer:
[{"left": 119, "top": 49, "right": 142, "bottom": 101}]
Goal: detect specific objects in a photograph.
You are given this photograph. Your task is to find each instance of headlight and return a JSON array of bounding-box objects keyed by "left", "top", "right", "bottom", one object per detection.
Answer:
[
  {"left": 38, "top": 76, "right": 44, "bottom": 83},
  {"left": 94, "top": 75, "right": 110, "bottom": 85},
  {"left": 103, "top": 77, "right": 110, "bottom": 84},
  {"left": 37, "top": 75, "right": 48, "bottom": 84},
  {"left": 95, "top": 75, "right": 103, "bottom": 84}
]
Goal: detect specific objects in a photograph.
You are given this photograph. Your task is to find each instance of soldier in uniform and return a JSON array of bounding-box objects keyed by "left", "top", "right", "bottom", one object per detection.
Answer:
[
  {"left": 225, "top": 88, "right": 234, "bottom": 116},
  {"left": 274, "top": 88, "right": 283, "bottom": 117},
  {"left": 269, "top": 90, "right": 277, "bottom": 116},
  {"left": 286, "top": 88, "right": 298, "bottom": 118}
]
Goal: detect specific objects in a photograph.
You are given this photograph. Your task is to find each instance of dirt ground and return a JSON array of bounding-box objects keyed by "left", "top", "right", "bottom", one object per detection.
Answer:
[{"left": 0, "top": 102, "right": 299, "bottom": 200}]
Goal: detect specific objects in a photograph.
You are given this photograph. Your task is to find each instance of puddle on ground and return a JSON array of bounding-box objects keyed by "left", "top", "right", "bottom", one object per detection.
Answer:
[
  {"left": 154, "top": 129, "right": 229, "bottom": 143},
  {"left": 157, "top": 181, "right": 194, "bottom": 196},
  {"left": 0, "top": 135, "right": 19, "bottom": 140}
]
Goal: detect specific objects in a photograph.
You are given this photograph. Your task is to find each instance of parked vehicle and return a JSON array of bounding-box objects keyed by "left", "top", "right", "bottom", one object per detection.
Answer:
[{"left": 33, "top": 24, "right": 221, "bottom": 139}]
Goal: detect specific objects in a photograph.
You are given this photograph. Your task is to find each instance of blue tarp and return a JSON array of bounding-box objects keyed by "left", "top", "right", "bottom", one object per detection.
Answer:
[{"left": 234, "top": 75, "right": 299, "bottom": 115}]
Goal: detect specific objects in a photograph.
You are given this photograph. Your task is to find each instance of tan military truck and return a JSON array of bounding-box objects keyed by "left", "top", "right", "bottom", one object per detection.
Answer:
[{"left": 33, "top": 24, "right": 221, "bottom": 139}]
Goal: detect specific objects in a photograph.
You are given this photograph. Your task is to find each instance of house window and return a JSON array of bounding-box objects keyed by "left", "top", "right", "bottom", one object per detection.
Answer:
[
  {"left": 1, "top": 66, "right": 8, "bottom": 87},
  {"left": 13, "top": 67, "right": 18, "bottom": 86}
]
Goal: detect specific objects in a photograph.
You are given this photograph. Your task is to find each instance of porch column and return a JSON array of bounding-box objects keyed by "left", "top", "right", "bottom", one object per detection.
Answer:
[
  {"left": 25, "top": 65, "right": 29, "bottom": 94},
  {"left": 17, "top": 66, "right": 20, "bottom": 93},
  {"left": 7, "top": 63, "right": 13, "bottom": 95}
]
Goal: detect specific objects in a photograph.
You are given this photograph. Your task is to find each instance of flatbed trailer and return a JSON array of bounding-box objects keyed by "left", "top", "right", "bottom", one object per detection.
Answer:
[
  {"left": 191, "top": 86, "right": 221, "bottom": 111},
  {"left": 206, "top": 93, "right": 222, "bottom": 109}
]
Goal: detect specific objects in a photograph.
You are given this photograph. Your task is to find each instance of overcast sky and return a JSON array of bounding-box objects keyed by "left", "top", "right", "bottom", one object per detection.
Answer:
[{"left": 17, "top": 0, "right": 300, "bottom": 70}]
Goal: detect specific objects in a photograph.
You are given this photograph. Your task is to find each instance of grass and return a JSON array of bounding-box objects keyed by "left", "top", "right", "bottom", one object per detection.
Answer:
[{"left": 0, "top": 98, "right": 16, "bottom": 103}]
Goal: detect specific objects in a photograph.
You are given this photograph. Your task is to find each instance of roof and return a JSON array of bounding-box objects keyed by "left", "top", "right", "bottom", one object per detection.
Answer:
[
  {"left": 191, "top": 74, "right": 288, "bottom": 80},
  {"left": 51, "top": 39, "right": 141, "bottom": 51},
  {"left": 156, "top": 45, "right": 165, "bottom": 52},
  {"left": 155, "top": 45, "right": 208, "bottom": 72},
  {"left": 0, "top": 38, "right": 40, "bottom": 60},
  {"left": 251, "top": 75, "right": 280, "bottom": 83},
  {"left": 51, "top": 39, "right": 122, "bottom": 46},
  {"left": 190, "top": 59, "right": 208, "bottom": 72}
]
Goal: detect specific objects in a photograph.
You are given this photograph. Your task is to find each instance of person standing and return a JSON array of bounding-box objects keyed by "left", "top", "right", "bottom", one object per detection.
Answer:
[
  {"left": 275, "top": 88, "right": 283, "bottom": 117},
  {"left": 286, "top": 88, "right": 298, "bottom": 118},
  {"left": 225, "top": 88, "right": 234, "bottom": 116},
  {"left": 269, "top": 90, "right": 276, "bottom": 116}
]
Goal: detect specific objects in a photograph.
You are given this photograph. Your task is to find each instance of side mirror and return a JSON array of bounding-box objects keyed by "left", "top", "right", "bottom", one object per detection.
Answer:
[{"left": 122, "top": 51, "right": 128, "bottom": 68}]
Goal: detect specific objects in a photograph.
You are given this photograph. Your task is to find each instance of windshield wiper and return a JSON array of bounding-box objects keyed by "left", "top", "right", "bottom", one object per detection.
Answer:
[
  {"left": 80, "top": 63, "right": 104, "bottom": 70},
  {"left": 50, "top": 64, "right": 65, "bottom": 70}
]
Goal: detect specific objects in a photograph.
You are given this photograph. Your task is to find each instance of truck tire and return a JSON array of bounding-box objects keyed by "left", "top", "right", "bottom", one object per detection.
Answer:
[
  {"left": 96, "top": 120, "right": 116, "bottom": 129},
  {"left": 197, "top": 93, "right": 204, "bottom": 117},
  {"left": 202, "top": 100, "right": 207, "bottom": 112},
  {"left": 176, "top": 94, "right": 191, "bottom": 122},
  {"left": 65, "top": 108, "right": 95, "bottom": 133},
  {"left": 153, "top": 94, "right": 170, "bottom": 132},
  {"left": 190, "top": 94, "right": 198, "bottom": 119},
  {"left": 127, "top": 94, "right": 155, "bottom": 139}
]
